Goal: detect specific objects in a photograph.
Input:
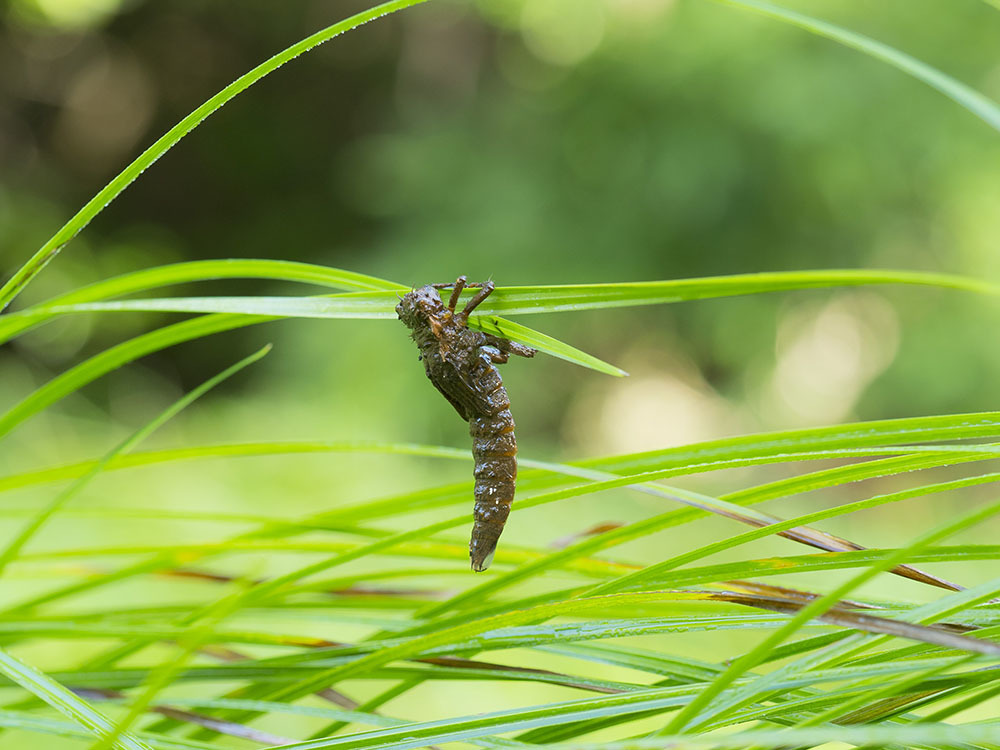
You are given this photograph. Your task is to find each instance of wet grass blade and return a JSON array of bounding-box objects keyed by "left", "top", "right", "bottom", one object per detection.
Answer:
[
  {"left": 0, "top": 0, "right": 430, "bottom": 312},
  {"left": 663, "top": 498, "right": 1000, "bottom": 733},
  {"left": 0, "top": 314, "right": 268, "bottom": 441},
  {"left": 13, "top": 267, "right": 997, "bottom": 379},
  {"left": 0, "top": 648, "right": 152, "bottom": 750},
  {"left": 25, "top": 268, "right": 1000, "bottom": 321},
  {"left": 0, "top": 260, "right": 405, "bottom": 346},
  {"left": 0, "top": 346, "right": 270, "bottom": 575},
  {"left": 471, "top": 316, "right": 627, "bottom": 376}
]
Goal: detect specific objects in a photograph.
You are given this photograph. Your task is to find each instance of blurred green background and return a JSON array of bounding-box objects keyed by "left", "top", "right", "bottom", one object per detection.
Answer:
[{"left": 2, "top": 0, "right": 1000, "bottom": 743}]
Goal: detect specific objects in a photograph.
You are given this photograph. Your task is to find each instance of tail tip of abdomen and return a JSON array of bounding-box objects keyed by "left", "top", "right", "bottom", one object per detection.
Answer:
[{"left": 470, "top": 539, "right": 497, "bottom": 572}]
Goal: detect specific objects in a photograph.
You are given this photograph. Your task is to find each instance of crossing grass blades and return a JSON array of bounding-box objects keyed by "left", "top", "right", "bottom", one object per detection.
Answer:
[{"left": 1, "top": 1, "right": 1000, "bottom": 749}]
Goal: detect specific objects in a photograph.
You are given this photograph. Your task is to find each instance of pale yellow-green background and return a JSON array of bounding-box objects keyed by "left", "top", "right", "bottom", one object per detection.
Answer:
[{"left": 2, "top": 0, "right": 999, "bottom": 745}]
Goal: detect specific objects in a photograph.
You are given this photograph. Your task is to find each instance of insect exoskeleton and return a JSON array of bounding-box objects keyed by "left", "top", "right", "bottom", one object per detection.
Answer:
[{"left": 396, "top": 276, "right": 535, "bottom": 571}]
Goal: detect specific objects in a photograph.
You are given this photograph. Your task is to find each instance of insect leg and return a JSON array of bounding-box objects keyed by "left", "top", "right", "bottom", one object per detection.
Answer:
[
  {"left": 506, "top": 341, "right": 536, "bottom": 358},
  {"left": 446, "top": 275, "right": 467, "bottom": 312},
  {"left": 456, "top": 280, "right": 495, "bottom": 322},
  {"left": 484, "top": 333, "right": 536, "bottom": 359},
  {"left": 479, "top": 345, "right": 508, "bottom": 364}
]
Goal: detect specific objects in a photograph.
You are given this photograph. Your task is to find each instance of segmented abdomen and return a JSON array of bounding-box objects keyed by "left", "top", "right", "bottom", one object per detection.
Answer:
[{"left": 468, "top": 372, "right": 517, "bottom": 572}]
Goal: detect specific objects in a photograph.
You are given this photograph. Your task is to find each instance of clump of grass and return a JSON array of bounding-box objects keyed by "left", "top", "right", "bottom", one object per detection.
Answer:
[{"left": 1, "top": 2, "right": 999, "bottom": 749}]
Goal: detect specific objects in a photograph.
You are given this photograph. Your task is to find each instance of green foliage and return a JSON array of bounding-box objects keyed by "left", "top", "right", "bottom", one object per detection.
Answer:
[
  {"left": 711, "top": 0, "right": 1000, "bottom": 133},
  {"left": 1, "top": 1, "right": 999, "bottom": 749}
]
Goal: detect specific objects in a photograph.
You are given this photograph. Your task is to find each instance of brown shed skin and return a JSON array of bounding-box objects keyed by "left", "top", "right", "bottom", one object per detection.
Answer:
[{"left": 396, "top": 279, "right": 534, "bottom": 571}]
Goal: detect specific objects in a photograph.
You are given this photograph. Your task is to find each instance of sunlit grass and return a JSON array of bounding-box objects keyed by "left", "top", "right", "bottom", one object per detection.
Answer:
[{"left": 1, "top": 1, "right": 999, "bottom": 749}]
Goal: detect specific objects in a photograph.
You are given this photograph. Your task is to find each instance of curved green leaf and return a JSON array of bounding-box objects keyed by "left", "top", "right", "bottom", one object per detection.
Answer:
[
  {"left": 0, "top": 648, "right": 151, "bottom": 750},
  {"left": 0, "top": 0, "right": 430, "bottom": 312},
  {"left": 0, "top": 260, "right": 404, "bottom": 346},
  {"left": 0, "top": 346, "right": 270, "bottom": 575},
  {"left": 709, "top": 0, "right": 1000, "bottom": 133},
  {"left": 23, "top": 269, "right": 1000, "bottom": 321}
]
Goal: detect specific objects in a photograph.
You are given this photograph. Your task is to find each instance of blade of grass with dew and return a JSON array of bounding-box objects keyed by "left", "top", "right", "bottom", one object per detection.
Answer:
[
  {"left": 298, "top": 464, "right": 1000, "bottom": 740},
  {"left": 0, "top": 260, "right": 406, "bottom": 346},
  {"left": 0, "top": 345, "right": 271, "bottom": 575},
  {"left": 229, "top": 577, "right": 1000, "bottom": 721},
  {"left": 0, "top": 441, "right": 469, "bottom": 494},
  {"left": 260, "top": 568, "right": 1000, "bottom": 657},
  {"left": 89, "top": 695, "right": 536, "bottom": 750},
  {"left": 792, "top": 652, "right": 980, "bottom": 730},
  {"left": 9, "top": 434, "right": 1000, "bottom": 636},
  {"left": 0, "top": 314, "right": 269, "bottom": 442},
  {"left": 91, "top": 574, "right": 260, "bottom": 750},
  {"left": 9, "top": 434, "right": 1000, "bottom": 664},
  {"left": 185, "top": 607, "right": 921, "bottom": 666},
  {"left": 0, "top": 0, "right": 431, "bottom": 313},
  {"left": 403, "top": 443, "right": 1000, "bottom": 623},
  {"left": 538, "top": 724, "right": 1000, "bottom": 748},
  {"left": 707, "top": 0, "right": 1000, "bottom": 133},
  {"left": 581, "top": 473, "right": 1000, "bottom": 598},
  {"left": 326, "top": 593, "right": 999, "bottom": 656},
  {"left": 16, "top": 416, "right": 1000, "bottom": 738},
  {"left": 0, "top": 648, "right": 152, "bottom": 750},
  {"left": 0, "top": 710, "right": 218, "bottom": 749},
  {"left": 60, "top": 410, "right": 1000, "bottom": 523},
  {"left": 412, "top": 466, "right": 1000, "bottom": 624},
  {"left": 662, "top": 498, "right": 1000, "bottom": 734},
  {"left": 1, "top": 428, "right": 978, "bottom": 600},
  {"left": 0, "top": 310, "right": 619, "bottom": 438},
  {"left": 231, "top": 669, "right": 1000, "bottom": 750},
  {"left": 26, "top": 269, "right": 1000, "bottom": 321},
  {"left": 15, "top": 266, "right": 1000, "bottom": 382},
  {"left": 581, "top": 577, "right": 1000, "bottom": 741},
  {"left": 15, "top": 655, "right": 985, "bottom": 724},
  {"left": 766, "top": 577, "right": 1000, "bottom": 695}
]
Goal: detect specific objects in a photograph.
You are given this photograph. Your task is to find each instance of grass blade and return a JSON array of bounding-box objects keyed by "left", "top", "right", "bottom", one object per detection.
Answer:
[
  {"left": 0, "top": 648, "right": 152, "bottom": 750},
  {"left": 0, "top": 345, "right": 271, "bottom": 575},
  {"left": 663, "top": 497, "right": 1000, "bottom": 733},
  {"left": 0, "top": 0, "right": 430, "bottom": 312},
  {"left": 709, "top": 0, "right": 1000, "bottom": 132},
  {"left": 0, "top": 314, "right": 267, "bottom": 441},
  {"left": 26, "top": 268, "right": 1000, "bottom": 321},
  {"left": 471, "top": 316, "right": 627, "bottom": 376},
  {"left": 90, "top": 576, "right": 260, "bottom": 750},
  {"left": 530, "top": 725, "right": 1000, "bottom": 748},
  {"left": 0, "top": 260, "right": 404, "bottom": 346}
]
